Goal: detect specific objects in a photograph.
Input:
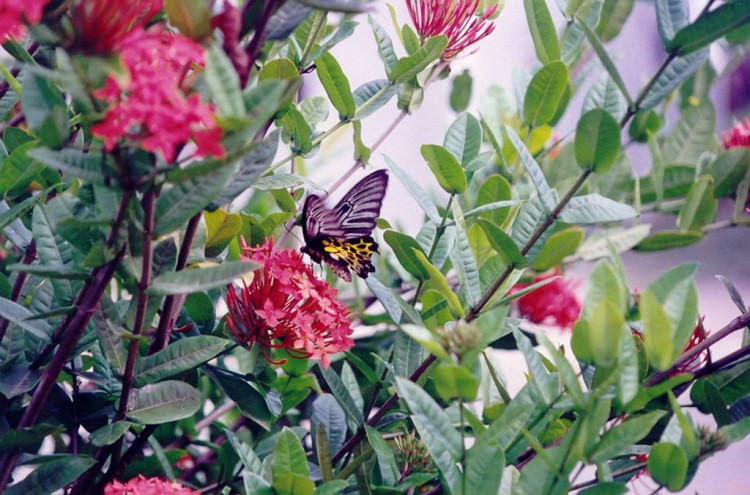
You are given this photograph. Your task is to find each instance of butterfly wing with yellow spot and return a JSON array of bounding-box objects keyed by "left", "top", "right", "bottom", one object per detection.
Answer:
[{"left": 301, "top": 171, "right": 388, "bottom": 281}]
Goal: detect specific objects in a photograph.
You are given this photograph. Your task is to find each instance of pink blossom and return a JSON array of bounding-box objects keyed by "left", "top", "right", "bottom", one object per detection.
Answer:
[
  {"left": 104, "top": 475, "right": 199, "bottom": 495},
  {"left": 406, "top": 0, "right": 498, "bottom": 59},
  {"left": 722, "top": 117, "right": 750, "bottom": 149},
  {"left": 512, "top": 267, "right": 581, "bottom": 330},
  {"left": 0, "top": 0, "right": 49, "bottom": 41},
  {"left": 91, "top": 26, "right": 225, "bottom": 163},
  {"left": 225, "top": 239, "right": 354, "bottom": 368},
  {"left": 70, "top": 0, "right": 163, "bottom": 54}
]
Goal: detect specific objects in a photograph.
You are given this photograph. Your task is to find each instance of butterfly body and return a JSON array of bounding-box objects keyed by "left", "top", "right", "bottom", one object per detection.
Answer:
[{"left": 301, "top": 170, "right": 388, "bottom": 281}]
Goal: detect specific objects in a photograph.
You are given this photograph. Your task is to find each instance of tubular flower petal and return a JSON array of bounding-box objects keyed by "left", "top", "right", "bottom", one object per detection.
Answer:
[
  {"left": 91, "top": 26, "right": 225, "bottom": 162},
  {"left": 104, "top": 475, "right": 199, "bottom": 495},
  {"left": 70, "top": 0, "right": 163, "bottom": 54},
  {"left": 722, "top": 117, "right": 750, "bottom": 149},
  {"left": 512, "top": 267, "right": 581, "bottom": 330},
  {"left": 0, "top": 0, "right": 49, "bottom": 41},
  {"left": 405, "top": 0, "right": 498, "bottom": 59},
  {"left": 225, "top": 239, "right": 354, "bottom": 368}
]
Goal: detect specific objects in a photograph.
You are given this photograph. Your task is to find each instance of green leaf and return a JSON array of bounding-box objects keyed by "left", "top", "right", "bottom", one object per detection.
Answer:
[
  {"left": 365, "top": 425, "right": 400, "bottom": 487},
  {"left": 451, "top": 202, "right": 481, "bottom": 306},
  {"left": 412, "top": 249, "right": 464, "bottom": 318},
  {"left": 505, "top": 126, "right": 557, "bottom": 213},
  {"left": 273, "top": 427, "right": 310, "bottom": 477},
  {"left": 394, "top": 377, "right": 463, "bottom": 493},
  {"left": 559, "top": 194, "right": 636, "bottom": 224},
  {"left": 313, "top": 394, "right": 348, "bottom": 461},
  {"left": 662, "top": 103, "right": 716, "bottom": 165},
  {"left": 127, "top": 380, "right": 202, "bottom": 424},
  {"left": 514, "top": 328, "right": 558, "bottom": 405},
  {"left": 640, "top": 48, "right": 709, "bottom": 110},
  {"left": 0, "top": 365, "right": 42, "bottom": 399},
  {"left": 523, "top": 61, "right": 569, "bottom": 127},
  {"left": 589, "top": 411, "right": 664, "bottom": 462},
  {"left": 668, "top": 2, "right": 750, "bottom": 55},
  {"left": 597, "top": 0, "right": 635, "bottom": 42},
  {"left": 656, "top": 0, "right": 689, "bottom": 44},
  {"left": 575, "top": 109, "right": 622, "bottom": 172},
  {"left": 641, "top": 289, "right": 674, "bottom": 370},
  {"left": 711, "top": 148, "right": 750, "bottom": 197},
  {"left": 154, "top": 159, "right": 238, "bottom": 237},
  {"left": 369, "top": 15, "right": 398, "bottom": 74},
  {"left": 385, "top": 155, "right": 440, "bottom": 223},
  {"left": 316, "top": 52, "right": 356, "bottom": 118},
  {"left": 450, "top": 70, "right": 473, "bottom": 112},
  {"left": 677, "top": 174, "right": 717, "bottom": 232},
  {"left": 477, "top": 174, "right": 513, "bottom": 226},
  {"left": 6, "top": 456, "right": 96, "bottom": 495},
  {"left": 583, "top": 73, "right": 627, "bottom": 121},
  {"left": 587, "top": 301, "right": 625, "bottom": 367},
  {"left": 478, "top": 218, "right": 524, "bottom": 267},
  {"left": 204, "top": 366, "right": 276, "bottom": 426},
  {"left": 211, "top": 131, "right": 279, "bottom": 208},
  {"left": 318, "top": 363, "right": 365, "bottom": 428},
  {"left": 279, "top": 108, "right": 313, "bottom": 154},
  {"left": 0, "top": 296, "right": 51, "bottom": 341},
  {"left": 577, "top": 16, "right": 632, "bottom": 107},
  {"left": 204, "top": 209, "right": 242, "bottom": 257},
  {"left": 206, "top": 43, "right": 245, "bottom": 121},
  {"left": 421, "top": 144, "right": 467, "bottom": 194},
  {"left": 389, "top": 35, "right": 448, "bottom": 84},
  {"left": 635, "top": 230, "right": 703, "bottom": 251},
  {"left": 444, "top": 113, "right": 482, "bottom": 167},
  {"left": 134, "top": 336, "right": 229, "bottom": 386},
  {"left": 525, "top": 0, "right": 560, "bottom": 64},
  {"left": 29, "top": 147, "right": 114, "bottom": 184},
  {"left": 384, "top": 230, "right": 430, "bottom": 281},
  {"left": 90, "top": 421, "right": 133, "bottom": 447},
  {"left": 149, "top": 262, "right": 255, "bottom": 295},
  {"left": 314, "top": 480, "right": 349, "bottom": 495},
  {"left": 648, "top": 442, "right": 688, "bottom": 491},
  {"left": 464, "top": 439, "right": 505, "bottom": 494},
  {"left": 433, "top": 363, "right": 480, "bottom": 402},
  {"left": 91, "top": 296, "right": 128, "bottom": 375},
  {"left": 21, "top": 72, "right": 67, "bottom": 149},
  {"left": 539, "top": 334, "right": 586, "bottom": 409},
  {"left": 243, "top": 473, "right": 273, "bottom": 495},
  {"left": 531, "top": 227, "right": 584, "bottom": 271},
  {"left": 579, "top": 483, "right": 628, "bottom": 495},
  {"left": 352, "top": 79, "right": 400, "bottom": 121}
]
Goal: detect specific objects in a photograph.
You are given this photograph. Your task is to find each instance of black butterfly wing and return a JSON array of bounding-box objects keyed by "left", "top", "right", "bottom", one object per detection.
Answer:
[{"left": 301, "top": 170, "right": 388, "bottom": 280}]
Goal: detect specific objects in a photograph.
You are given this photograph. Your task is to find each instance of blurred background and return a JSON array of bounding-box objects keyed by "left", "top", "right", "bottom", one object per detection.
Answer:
[{"left": 301, "top": 0, "right": 750, "bottom": 492}]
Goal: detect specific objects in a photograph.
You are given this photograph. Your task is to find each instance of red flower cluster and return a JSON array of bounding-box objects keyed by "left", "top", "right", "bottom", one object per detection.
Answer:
[
  {"left": 0, "top": 0, "right": 49, "bottom": 41},
  {"left": 722, "top": 117, "right": 750, "bottom": 149},
  {"left": 225, "top": 239, "right": 354, "bottom": 368},
  {"left": 512, "top": 268, "right": 581, "bottom": 329},
  {"left": 104, "top": 475, "right": 198, "bottom": 495},
  {"left": 70, "top": 0, "right": 162, "bottom": 54},
  {"left": 90, "top": 23, "right": 224, "bottom": 163},
  {"left": 406, "top": 0, "right": 498, "bottom": 60}
]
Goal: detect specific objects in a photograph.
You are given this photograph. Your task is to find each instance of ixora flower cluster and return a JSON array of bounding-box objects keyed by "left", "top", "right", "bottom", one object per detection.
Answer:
[
  {"left": 104, "top": 475, "right": 198, "bottom": 495},
  {"left": 406, "top": 0, "right": 498, "bottom": 59},
  {"left": 512, "top": 268, "right": 582, "bottom": 329},
  {"left": 225, "top": 239, "right": 354, "bottom": 368},
  {"left": 81, "top": 0, "right": 224, "bottom": 163},
  {"left": 0, "top": 0, "right": 49, "bottom": 41},
  {"left": 722, "top": 117, "right": 750, "bottom": 149}
]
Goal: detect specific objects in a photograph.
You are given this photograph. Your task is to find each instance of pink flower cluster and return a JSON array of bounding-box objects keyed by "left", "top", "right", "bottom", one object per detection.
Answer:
[
  {"left": 90, "top": 26, "right": 224, "bottom": 163},
  {"left": 722, "top": 117, "right": 750, "bottom": 149},
  {"left": 104, "top": 475, "right": 198, "bottom": 495},
  {"left": 406, "top": 0, "right": 498, "bottom": 60},
  {"left": 0, "top": 0, "right": 49, "bottom": 41},
  {"left": 226, "top": 239, "right": 354, "bottom": 368},
  {"left": 512, "top": 268, "right": 582, "bottom": 330},
  {"left": 71, "top": 0, "right": 163, "bottom": 54}
]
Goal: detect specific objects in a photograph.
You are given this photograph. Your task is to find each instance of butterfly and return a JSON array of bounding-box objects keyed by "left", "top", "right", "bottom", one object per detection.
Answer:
[{"left": 300, "top": 170, "right": 388, "bottom": 282}]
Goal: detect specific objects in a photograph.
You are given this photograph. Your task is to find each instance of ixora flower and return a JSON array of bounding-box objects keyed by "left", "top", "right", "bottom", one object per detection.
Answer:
[
  {"left": 104, "top": 475, "right": 199, "bottom": 495},
  {"left": 722, "top": 117, "right": 750, "bottom": 149},
  {"left": 225, "top": 239, "right": 354, "bottom": 368},
  {"left": 70, "top": 0, "right": 163, "bottom": 54},
  {"left": 512, "top": 268, "right": 582, "bottom": 330},
  {"left": 0, "top": 0, "right": 49, "bottom": 41},
  {"left": 91, "top": 26, "right": 225, "bottom": 163},
  {"left": 405, "top": 0, "right": 498, "bottom": 60}
]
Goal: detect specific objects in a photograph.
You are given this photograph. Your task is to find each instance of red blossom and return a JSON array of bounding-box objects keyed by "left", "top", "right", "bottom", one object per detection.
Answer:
[
  {"left": 104, "top": 475, "right": 199, "bottom": 495},
  {"left": 91, "top": 26, "right": 225, "bottom": 162},
  {"left": 0, "top": 0, "right": 49, "bottom": 41},
  {"left": 406, "top": 0, "right": 498, "bottom": 60},
  {"left": 70, "top": 0, "right": 163, "bottom": 54},
  {"left": 722, "top": 117, "right": 750, "bottom": 149},
  {"left": 512, "top": 268, "right": 581, "bottom": 330},
  {"left": 225, "top": 238, "right": 354, "bottom": 368},
  {"left": 673, "top": 318, "right": 710, "bottom": 375}
]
